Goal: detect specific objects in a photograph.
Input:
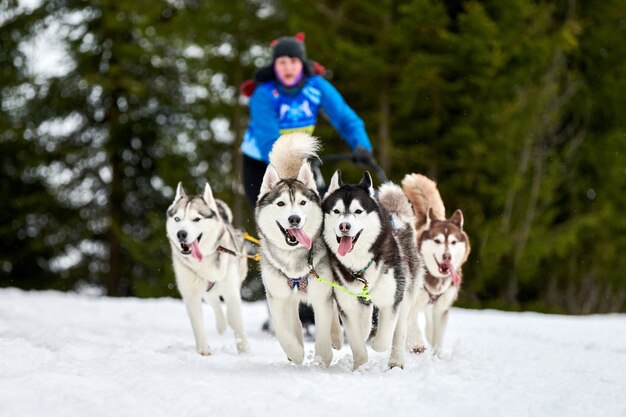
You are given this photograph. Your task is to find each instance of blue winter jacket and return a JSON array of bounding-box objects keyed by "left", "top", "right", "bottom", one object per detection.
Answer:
[{"left": 241, "top": 75, "right": 372, "bottom": 163}]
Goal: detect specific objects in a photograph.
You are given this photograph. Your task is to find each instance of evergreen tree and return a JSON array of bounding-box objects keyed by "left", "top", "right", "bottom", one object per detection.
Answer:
[
  {"left": 0, "top": 0, "right": 277, "bottom": 296},
  {"left": 0, "top": 1, "right": 70, "bottom": 290},
  {"left": 2, "top": 0, "right": 624, "bottom": 312},
  {"left": 278, "top": 0, "right": 626, "bottom": 312}
]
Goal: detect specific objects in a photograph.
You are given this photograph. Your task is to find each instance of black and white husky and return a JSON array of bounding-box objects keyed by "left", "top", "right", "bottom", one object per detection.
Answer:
[
  {"left": 322, "top": 171, "right": 421, "bottom": 370},
  {"left": 402, "top": 173, "right": 471, "bottom": 355},
  {"left": 256, "top": 133, "right": 342, "bottom": 366},
  {"left": 166, "top": 182, "right": 248, "bottom": 355}
]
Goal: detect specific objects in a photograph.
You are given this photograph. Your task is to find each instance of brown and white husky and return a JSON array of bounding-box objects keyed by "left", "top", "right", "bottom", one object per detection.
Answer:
[{"left": 402, "top": 174, "right": 471, "bottom": 355}]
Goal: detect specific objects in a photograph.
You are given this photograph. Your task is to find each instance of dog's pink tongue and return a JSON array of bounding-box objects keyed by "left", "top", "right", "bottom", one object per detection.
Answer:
[
  {"left": 289, "top": 228, "right": 312, "bottom": 250},
  {"left": 450, "top": 265, "right": 460, "bottom": 286},
  {"left": 337, "top": 236, "right": 353, "bottom": 257},
  {"left": 190, "top": 240, "right": 203, "bottom": 261}
]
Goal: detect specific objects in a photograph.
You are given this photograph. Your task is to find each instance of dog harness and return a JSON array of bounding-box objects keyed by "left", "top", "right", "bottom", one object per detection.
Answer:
[
  {"left": 426, "top": 289, "right": 442, "bottom": 304},
  {"left": 307, "top": 250, "right": 372, "bottom": 301},
  {"left": 287, "top": 274, "right": 310, "bottom": 293},
  {"left": 279, "top": 251, "right": 311, "bottom": 293},
  {"left": 423, "top": 272, "right": 460, "bottom": 304},
  {"left": 216, "top": 245, "right": 260, "bottom": 262}
]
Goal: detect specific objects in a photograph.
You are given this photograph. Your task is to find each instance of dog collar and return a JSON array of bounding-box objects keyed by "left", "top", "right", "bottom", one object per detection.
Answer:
[{"left": 351, "top": 258, "right": 374, "bottom": 279}]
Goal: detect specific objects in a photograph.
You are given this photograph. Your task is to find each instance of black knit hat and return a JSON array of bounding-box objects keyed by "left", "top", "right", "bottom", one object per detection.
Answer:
[
  {"left": 272, "top": 36, "right": 307, "bottom": 62},
  {"left": 254, "top": 33, "right": 314, "bottom": 83}
]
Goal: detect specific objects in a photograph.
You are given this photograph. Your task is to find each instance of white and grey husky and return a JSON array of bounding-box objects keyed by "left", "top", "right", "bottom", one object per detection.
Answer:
[
  {"left": 322, "top": 171, "right": 422, "bottom": 370},
  {"left": 256, "top": 132, "right": 342, "bottom": 366},
  {"left": 166, "top": 182, "right": 248, "bottom": 355},
  {"left": 402, "top": 173, "right": 470, "bottom": 355}
]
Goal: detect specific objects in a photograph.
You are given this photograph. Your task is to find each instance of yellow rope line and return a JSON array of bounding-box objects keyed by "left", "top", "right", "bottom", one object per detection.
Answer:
[{"left": 243, "top": 233, "right": 260, "bottom": 245}]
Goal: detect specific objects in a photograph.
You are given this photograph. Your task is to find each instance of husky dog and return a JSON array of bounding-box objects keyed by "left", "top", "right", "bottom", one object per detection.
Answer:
[
  {"left": 322, "top": 171, "right": 421, "bottom": 370},
  {"left": 166, "top": 182, "right": 248, "bottom": 355},
  {"left": 256, "top": 132, "right": 342, "bottom": 366},
  {"left": 402, "top": 173, "right": 470, "bottom": 355}
]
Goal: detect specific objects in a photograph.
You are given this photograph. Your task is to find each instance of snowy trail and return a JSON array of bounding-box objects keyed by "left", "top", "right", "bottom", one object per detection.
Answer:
[{"left": 0, "top": 288, "right": 625, "bottom": 417}]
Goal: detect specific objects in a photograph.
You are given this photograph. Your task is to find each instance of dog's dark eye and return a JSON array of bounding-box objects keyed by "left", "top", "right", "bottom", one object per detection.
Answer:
[
  {"left": 193, "top": 217, "right": 201, "bottom": 222},
  {"left": 333, "top": 209, "right": 340, "bottom": 214},
  {"left": 174, "top": 217, "right": 181, "bottom": 222},
  {"left": 277, "top": 201, "right": 285, "bottom": 207},
  {"left": 355, "top": 209, "right": 363, "bottom": 214},
  {"left": 451, "top": 240, "right": 457, "bottom": 245},
  {"left": 300, "top": 200, "right": 306, "bottom": 206},
  {"left": 434, "top": 239, "right": 442, "bottom": 244}
]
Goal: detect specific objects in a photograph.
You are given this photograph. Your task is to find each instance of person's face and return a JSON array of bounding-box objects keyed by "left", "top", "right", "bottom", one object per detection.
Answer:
[{"left": 274, "top": 56, "right": 303, "bottom": 86}]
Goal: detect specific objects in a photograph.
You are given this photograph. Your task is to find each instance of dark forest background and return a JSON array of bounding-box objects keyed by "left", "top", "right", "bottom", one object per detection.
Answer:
[{"left": 1, "top": 0, "right": 624, "bottom": 313}]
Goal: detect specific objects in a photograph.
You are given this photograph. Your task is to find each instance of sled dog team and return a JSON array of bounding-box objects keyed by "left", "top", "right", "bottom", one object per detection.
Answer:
[{"left": 166, "top": 133, "right": 470, "bottom": 370}]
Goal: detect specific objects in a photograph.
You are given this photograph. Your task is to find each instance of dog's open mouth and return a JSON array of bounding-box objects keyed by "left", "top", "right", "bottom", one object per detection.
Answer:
[
  {"left": 433, "top": 254, "right": 460, "bottom": 286},
  {"left": 180, "top": 234, "right": 203, "bottom": 261},
  {"left": 336, "top": 230, "right": 362, "bottom": 257},
  {"left": 435, "top": 255, "right": 451, "bottom": 275},
  {"left": 276, "top": 222, "right": 312, "bottom": 250}
]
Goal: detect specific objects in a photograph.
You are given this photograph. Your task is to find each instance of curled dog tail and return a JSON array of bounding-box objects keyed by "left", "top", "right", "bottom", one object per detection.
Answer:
[
  {"left": 268, "top": 132, "right": 320, "bottom": 179},
  {"left": 378, "top": 182, "right": 416, "bottom": 228},
  {"left": 401, "top": 173, "right": 445, "bottom": 231}
]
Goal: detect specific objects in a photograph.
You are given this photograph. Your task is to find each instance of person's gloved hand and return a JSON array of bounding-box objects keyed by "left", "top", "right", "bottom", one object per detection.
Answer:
[{"left": 352, "top": 146, "right": 375, "bottom": 166}]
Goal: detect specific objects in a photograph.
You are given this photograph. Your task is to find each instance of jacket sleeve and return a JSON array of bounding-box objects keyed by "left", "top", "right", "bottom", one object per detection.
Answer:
[
  {"left": 317, "top": 77, "right": 373, "bottom": 152},
  {"left": 250, "top": 86, "right": 280, "bottom": 163}
]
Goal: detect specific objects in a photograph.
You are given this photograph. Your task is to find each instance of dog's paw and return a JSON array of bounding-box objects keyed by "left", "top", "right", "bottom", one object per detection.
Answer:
[
  {"left": 216, "top": 321, "right": 227, "bottom": 335},
  {"left": 388, "top": 361, "right": 405, "bottom": 370},
  {"left": 370, "top": 335, "right": 391, "bottom": 352},
  {"left": 287, "top": 356, "right": 304, "bottom": 365},
  {"left": 331, "top": 333, "right": 343, "bottom": 350},
  {"left": 236, "top": 340, "right": 249, "bottom": 354},
  {"left": 315, "top": 349, "right": 333, "bottom": 367},
  {"left": 291, "top": 355, "right": 304, "bottom": 365},
  {"left": 352, "top": 355, "right": 368, "bottom": 371},
  {"left": 197, "top": 347, "right": 212, "bottom": 356},
  {"left": 196, "top": 345, "right": 213, "bottom": 356},
  {"left": 287, "top": 348, "right": 305, "bottom": 365},
  {"left": 410, "top": 345, "right": 427, "bottom": 354},
  {"left": 434, "top": 349, "right": 446, "bottom": 359},
  {"left": 352, "top": 362, "right": 366, "bottom": 372},
  {"left": 310, "top": 352, "right": 332, "bottom": 368}
]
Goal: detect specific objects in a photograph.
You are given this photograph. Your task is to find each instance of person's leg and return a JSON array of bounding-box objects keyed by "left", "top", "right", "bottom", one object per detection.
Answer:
[
  {"left": 242, "top": 154, "right": 268, "bottom": 208},
  {"left": 242, "top": 154, "right": 273, "bottom": 331}
]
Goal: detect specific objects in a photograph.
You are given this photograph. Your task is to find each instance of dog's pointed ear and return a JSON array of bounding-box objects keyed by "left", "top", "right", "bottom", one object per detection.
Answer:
[
  {"left": 359, "top": 171, "right": 374, "bottom": 197},
  {"left": 450, "top": 209, "right": 464, "bottom": 229},
  {"left": 327, "top": 170, "right": 343, "bottom": 196},
  {"left": 297, "top": 162, "right": 317, "bottom": 193},
  {"left": 359, "top": 171, "right": 373, "bottom": 188},
  {"left": 259, "top": 164, "right": 281, "bottom": 198},
  {"left": 202, "top": 182, "right": 220, "bottom": 212},
  {"left": 175, "top": 182, "right": 187, "bottom": 200}
]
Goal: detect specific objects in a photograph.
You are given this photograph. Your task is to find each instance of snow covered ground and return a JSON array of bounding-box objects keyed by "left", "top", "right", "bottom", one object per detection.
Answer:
[{"left": 1, "top": 288, "right": 624, "bottom": 417}]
